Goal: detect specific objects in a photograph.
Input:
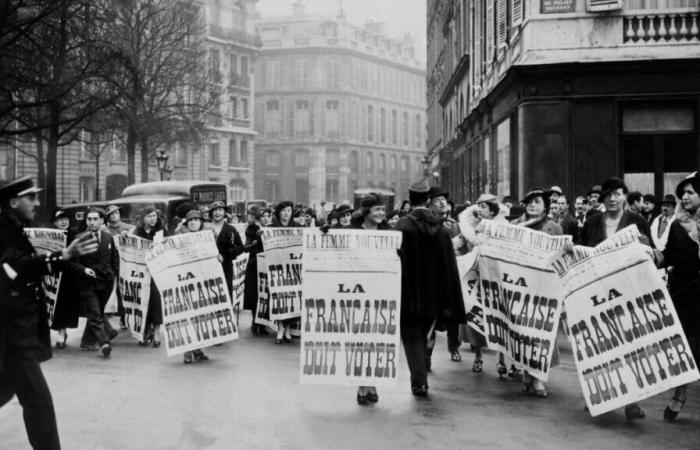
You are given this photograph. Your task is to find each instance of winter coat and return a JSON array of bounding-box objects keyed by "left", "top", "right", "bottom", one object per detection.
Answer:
[
  {"left": 580, "top": 211, "right": 652, "bottom": 247},
  {"left": 210, "top": 221, "right": 244, "bottom": 296},
  {"left": 243, "top": 223, "right": 264, "bottom": 310},
  {"left": 661, "top": 216, "right": 700, "bottom": 348},
  {"left": 50, "top": 227, "right": 80, "bottom": 330},
  {"left": 394, "top": 208, "right": 466, "bottom": 326},
  {"left": 0, "top": 212, "right": 63, "bottom": 371}
]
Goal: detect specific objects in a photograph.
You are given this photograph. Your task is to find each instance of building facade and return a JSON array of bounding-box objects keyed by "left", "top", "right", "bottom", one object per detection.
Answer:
[
  {"left": 254, "top": 3, "right": 427, "bottom": 206},
  {"left": 428, "top": 0, "right": 700, "bottom": 204},
  {"left": 0, "top": 0, "right": 261, "bottom": 205}
]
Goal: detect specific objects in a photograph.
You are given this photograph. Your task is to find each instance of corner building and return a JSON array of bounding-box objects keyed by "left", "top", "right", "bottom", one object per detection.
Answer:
[
  {"left": 254, "top": 4, "right": 427, "bottom": 205},
  {"left": 428, "top": 0, "right": 700, "bottom": 203}
]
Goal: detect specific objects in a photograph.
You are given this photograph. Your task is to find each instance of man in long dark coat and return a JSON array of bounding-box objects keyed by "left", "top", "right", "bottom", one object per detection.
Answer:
[
  {"left": 394, "top": 180, "right": 466, "bottom": 396},
  {"left": 0, "top": 176, "right": 97, "bottom": 449}
]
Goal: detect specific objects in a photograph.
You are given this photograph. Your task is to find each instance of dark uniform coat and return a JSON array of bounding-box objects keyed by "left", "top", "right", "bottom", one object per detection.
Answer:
[
  {"left": 394, "top": 208, "right": 466, "bottom": 326},
  {"left": 0, "top": 212, "right": 63, "bottom": 371}
]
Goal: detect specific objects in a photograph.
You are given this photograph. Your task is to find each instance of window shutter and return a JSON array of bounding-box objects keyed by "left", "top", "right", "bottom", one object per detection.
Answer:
[
  {"left": 485, "top": 1, "right": 495, "bottom": 64},
  {"left": 512, "top": 0, "right": 523, "bottom": 28},
  {"left": 497, "top": 0, "right": 507, "bottom": 47}
]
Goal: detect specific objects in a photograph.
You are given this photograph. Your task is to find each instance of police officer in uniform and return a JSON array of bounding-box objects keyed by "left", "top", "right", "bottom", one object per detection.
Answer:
[{"left": 0, "top": 176, "right": 97, "bottom": 449}]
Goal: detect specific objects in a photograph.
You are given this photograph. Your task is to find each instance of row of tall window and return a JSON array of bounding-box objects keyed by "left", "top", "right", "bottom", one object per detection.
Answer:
[
  {"left": 260, "top": 99, "right": 423, "bottom": 147},
  {"left": 208, "top": 48, "right": 251, "bottom": 87},
  {"left": 263, "top": 148, "right": 422, "bottom": 179},
  {"left": 259, "top": 57, "right": 423, "bottom": 105},
  {"left": 208, "top": 138, "right": 249, "bottom": 168}
]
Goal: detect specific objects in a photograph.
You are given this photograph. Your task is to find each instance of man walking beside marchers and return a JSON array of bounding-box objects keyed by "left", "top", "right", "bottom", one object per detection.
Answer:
[{"left": 394, "top": 181, "right": 466, "bottom": 396}]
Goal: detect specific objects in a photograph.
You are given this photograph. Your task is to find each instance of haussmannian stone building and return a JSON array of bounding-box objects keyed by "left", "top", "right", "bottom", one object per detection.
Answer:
[{"left": 254, "top": 2, "right": 427, "bottom": 206}]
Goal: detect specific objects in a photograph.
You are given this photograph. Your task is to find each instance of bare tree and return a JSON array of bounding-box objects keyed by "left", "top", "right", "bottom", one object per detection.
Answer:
[{"left": 106, "top": 0, "right": 217, "bottom": 184}]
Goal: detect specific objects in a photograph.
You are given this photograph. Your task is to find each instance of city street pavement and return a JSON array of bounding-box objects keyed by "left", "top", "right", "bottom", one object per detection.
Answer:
[{"left": 2, "top": 313, "right": 699, "bottom": 450}]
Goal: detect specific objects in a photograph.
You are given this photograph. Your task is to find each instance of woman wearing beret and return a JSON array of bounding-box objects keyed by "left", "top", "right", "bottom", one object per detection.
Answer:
[
  {"left": 510, "top": 188, "right": 562, "bottom": 398},
  {"left": 652, "top": 172, "right": 700, "bottom": 421},
  {"left": 177, "top": 210, "right": 210, "bottom": 363},
  {"left": 133, "top": 207, "right": 168, "bottom": 347},
  {"left": 271, "top": 201, "right": 301, "bottom": 344}
]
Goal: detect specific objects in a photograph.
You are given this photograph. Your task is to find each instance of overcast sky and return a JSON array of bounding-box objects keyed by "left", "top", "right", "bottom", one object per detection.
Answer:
[{"left": 256, "top": 0, "right": 427, "bottom": 62}]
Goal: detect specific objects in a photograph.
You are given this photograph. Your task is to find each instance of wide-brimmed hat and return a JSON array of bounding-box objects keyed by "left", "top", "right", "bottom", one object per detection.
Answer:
[
  {"left": 105, "top": 205, "right": 120, "bottom": 217},
  {"left": 210, "top": 201, "right": 226, "bottom": 211},
  {"left": 476, "top": 193, "right": 498, "bottom": 204},
  {"left": 676, "top": 172, "right": 700, "bottom": 199},
  {"left": 0, "top": 176, "right": 42, "bottom": 201},
  {"left": 335, "top": 204, "right": 354, "bottom": 216},
  {"left": 185, "top": 210, "right": 202, "bottom": 222},
  {"left": 428, "top": 186, "right": 449, "bottom": 199},
  {"left": 661, "top": 194, "right": 677, "bottom": 205},
  {"left": 599, "top": 177, "right": 628, "bottom": 200}
]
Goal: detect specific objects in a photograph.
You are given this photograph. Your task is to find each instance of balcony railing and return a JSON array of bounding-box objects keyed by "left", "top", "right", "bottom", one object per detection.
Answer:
[
  {"left": 208, "top": 25, "right": 262, "bottom": 47},
  {"left": 624, "top": 11, "right": 699, "bottom": 43}
]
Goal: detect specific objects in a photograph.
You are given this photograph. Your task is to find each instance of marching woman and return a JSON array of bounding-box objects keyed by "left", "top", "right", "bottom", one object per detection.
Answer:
[
  {"left": 50, "top": 208, "right": 80, "bottom": 349},
  {"left": 351, "top": 194, "right": 390, "bottom": 405},
  {"left": 334, "top": 204, "right": 354, "bottom": 229},
  {"left": 270, "top": 200, "right": 301, "bottom": 344},
  {"left": 133, "top": 207, "right": 168, "bottom": 347},
  {"left": 652, "top": 172, "right": 700, "bottom": 421},
  {"left": 579, "top": 177, "right": 651, "bottom": 420},
  {"left": 510, "top": 188, "right": 562, "bottom": 397},
  {"left": 243, "top": 206, "right": 272, "bottom": 335},
  {"left": 208, "top": 201, "right": 244, "bottom": 302},
  {"left": 178, "top": 210, "right": 210, "bottom": 363}
]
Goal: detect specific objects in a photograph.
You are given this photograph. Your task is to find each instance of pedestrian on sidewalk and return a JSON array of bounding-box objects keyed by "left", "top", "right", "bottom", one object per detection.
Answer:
[{"left": 394, "top": 180, "right": 466, "bottom": 397}]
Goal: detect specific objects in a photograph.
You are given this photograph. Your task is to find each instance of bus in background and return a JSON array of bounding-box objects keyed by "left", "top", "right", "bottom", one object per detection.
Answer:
[{"left": 63, "top": 181, "right": 227, "bottom": 233}]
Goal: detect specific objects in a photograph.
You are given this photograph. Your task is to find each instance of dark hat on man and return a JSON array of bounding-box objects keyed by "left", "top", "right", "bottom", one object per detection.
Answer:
[
  {"left": 360, "top": 193, "right": 385, "bottom": 209},
  {"left": 587, "top": 185, "right": 603, "bottom": 197},
  {"left": 428, "top": 186, "right": 449, "bottom": 200},
  {"left": 52, "top": 208, "right": 67, "bottom": 221},
  {"left": 661, "top": 194, "right": 677, "bottom": 205},
  {"left": 599, "top": 177, "right": 628, "bottom": 200},
  {"left": 642, "top": 193, "right": 658, "bottom": 204},
  {"left": 274, "top": 200, "right": 294, "bottom": 217},
  {"left": 335, "top": 204, "right": 354, "bottom": 216},
  {"left": 408, "top": 179, "right": 430, "bottom": 205},
  {"left": 210, "top": 201, "right": 226, "bottom": 211},
  {"left": 0, "top": 176, "right": 42, "bottom": 201},
  {"left": 105, "top": 205, "right": 120, "bottom": 217},
  {"left": 676, "top": 171, "right": 700, "bottom": 199},
  {"left": 185, "top": 210, "right": 202, "bottom": 222},
  {"left": 506, "top": 204, "right": 526, "bottom": 221}
]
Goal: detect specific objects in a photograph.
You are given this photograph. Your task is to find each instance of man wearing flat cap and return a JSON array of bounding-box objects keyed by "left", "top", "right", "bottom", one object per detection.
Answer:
[
  {"left": 0, "top": 176, "right": 98, "bottom": 449},
  {"left": 394, "top": 180, "right": 466, "bottom": 397}
]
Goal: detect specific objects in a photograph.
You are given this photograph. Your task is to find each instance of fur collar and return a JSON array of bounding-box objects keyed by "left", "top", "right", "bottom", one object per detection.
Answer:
[{"left": 674, "top": 204, "right": 700, "bottom": 246}]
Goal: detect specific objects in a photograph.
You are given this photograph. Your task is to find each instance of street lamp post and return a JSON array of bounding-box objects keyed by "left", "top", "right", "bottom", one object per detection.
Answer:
[{"left": 155, "top": 150, "right": 170, "bottom": 181}]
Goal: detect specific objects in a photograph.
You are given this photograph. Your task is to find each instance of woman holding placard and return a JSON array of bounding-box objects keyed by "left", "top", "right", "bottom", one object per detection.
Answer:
[
  {"left": 510, "top": 188, "right": 562, "bottom": 398},
  {"left": 652, "top": 172, "right": 700, "bottom": 421},
  {"left": 352, "top": 193, "right": 390, "bottom": 405},
  {"left": 271, "top": 201, "right": 301, "bottom": 344},
  {"left": 177, "top": 210, "right": 210, "bottom": 364}
]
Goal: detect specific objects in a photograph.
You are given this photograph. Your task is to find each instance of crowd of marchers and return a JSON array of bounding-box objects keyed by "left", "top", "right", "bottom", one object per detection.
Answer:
[{"left": 2, "top": 171, "right": 700, "bottom": 449}]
